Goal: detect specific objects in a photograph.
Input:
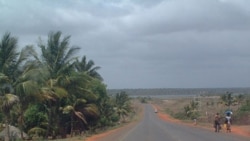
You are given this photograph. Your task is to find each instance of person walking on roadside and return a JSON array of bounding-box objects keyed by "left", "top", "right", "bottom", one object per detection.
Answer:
[
  {"left": 225, "top": 111, "right": 232, "bottom": 132},
  {"left": 214, "top": 113, "right": 221, "bottom": 132}
]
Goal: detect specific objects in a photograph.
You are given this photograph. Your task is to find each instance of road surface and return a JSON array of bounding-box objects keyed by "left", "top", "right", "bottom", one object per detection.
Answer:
[{"left": 96, "top": 104, "right": 249, "bottom": 141}]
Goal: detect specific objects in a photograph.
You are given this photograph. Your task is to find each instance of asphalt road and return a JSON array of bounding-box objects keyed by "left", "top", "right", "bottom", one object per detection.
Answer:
[{"left": 102, "top": 104, "right": 249, "bottom": 141}]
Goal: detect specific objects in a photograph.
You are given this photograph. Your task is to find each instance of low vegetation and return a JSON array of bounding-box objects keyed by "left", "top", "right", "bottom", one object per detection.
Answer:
[
  {"left": 156, "top": 93, "right": 250, "bottom": 125},
  {"left": 137, "top": 97, "right": 151, "bottom": 103}
]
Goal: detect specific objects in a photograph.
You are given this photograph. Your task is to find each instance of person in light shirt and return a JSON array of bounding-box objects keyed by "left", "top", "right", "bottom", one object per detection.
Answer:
[{"left": 225, "top": 111, "right": 232, "bottom": 132}]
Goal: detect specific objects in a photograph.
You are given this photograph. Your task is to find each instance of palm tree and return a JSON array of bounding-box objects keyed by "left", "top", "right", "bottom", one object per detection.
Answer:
[
  {"left": 38, "top": 31, "right": 80, "bottom": 78},
  {"left": 42, "top": 85, "right": 68, "bottom": 139},
  {"left": 62, "top": 98, "right": 97, "bottom": 137},
  {"left": 27, "top": 31, "right": 104, "bottom": 138},
  {"left": 0, "top": 43, "right": 42, "bottom": 140},
  {"left": 0, "top": 32, "right": 19, "bottom": 79},
  {"left": 0, "top": 94, "right": 19, "bottom": 141},
  {"left": 74, "top": 56, "right": 103, "bottom": 81},
  {"left": 0, "top": 32, "right": 41, "bottom": 140},
  {"left": 0, "top": 32, "right": 29, "bottom": 141},
  {"left": 32, "top": 31, "right": 80, "bottom": 139},
  {"left": 14, "top": 61, "right": 42, "bottom": 139},
  {"left": 97, "top": 98, "right": 117, "bottom": 128},
  {"left": 0, "top": 32, "right": 19, "bottom": 97},
  {"left": 62, "top": 72, "right": 100, "bottom": 133},
  {"left": 114, "top": 92, "right": 132, "bottom": 122}
]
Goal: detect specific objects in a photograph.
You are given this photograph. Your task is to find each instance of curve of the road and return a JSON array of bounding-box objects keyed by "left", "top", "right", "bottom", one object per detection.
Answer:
[{"left": 87, "top": 104, "right": 249, "bottom": 141}]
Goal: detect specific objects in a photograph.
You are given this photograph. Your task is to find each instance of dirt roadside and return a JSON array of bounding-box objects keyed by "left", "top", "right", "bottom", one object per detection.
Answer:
[{"left": 152, "top": 103, "right": 250, "bottom": 138}]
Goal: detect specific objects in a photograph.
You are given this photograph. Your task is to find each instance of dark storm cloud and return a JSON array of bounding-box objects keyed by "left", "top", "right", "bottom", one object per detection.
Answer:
[{"left": 1, "top": 0, "right": 250, "bottom": 88}]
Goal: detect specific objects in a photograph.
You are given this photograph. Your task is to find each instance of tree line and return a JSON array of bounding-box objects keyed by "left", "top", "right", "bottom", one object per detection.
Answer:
[{"left": 0, "top": 31, "right": 133, "bottom": 141}]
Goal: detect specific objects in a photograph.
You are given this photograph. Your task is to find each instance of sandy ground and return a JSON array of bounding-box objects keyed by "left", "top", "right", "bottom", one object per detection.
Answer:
[{"left": 84, "top": 102, "right": 250, "bottom": 141}]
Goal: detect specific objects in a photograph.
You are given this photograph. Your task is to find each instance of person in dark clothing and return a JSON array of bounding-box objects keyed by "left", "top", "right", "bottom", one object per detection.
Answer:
[{"left": 214, "top": 113, "right": 221, "bottom": 132}]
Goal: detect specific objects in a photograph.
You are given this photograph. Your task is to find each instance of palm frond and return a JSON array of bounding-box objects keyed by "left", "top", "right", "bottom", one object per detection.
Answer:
[
  {"left": 62, "top": 105, "right": 74, "bottom": 114},
  {"left": 28, "top": 127, "right": 46, "bottom": 137},
  {"left": 1, "top": 93, "right": 19, "bottom": 113},
  {"left": 15, "top": 80, "right": 39, "bottom": 98},
  {"left": 4, "top": 93, "right": 19, "bottom": 104},
  {"left": 84, "top": 104, "right": 99, "bottom": 117},
  {"left": 74, "top": 111, "right": 87, "bottom": 124},
  {"left": 76, "top": 99, "right": 87, "bottom": 105},
  {"left": 63, "top": 47, "right": 80, "bottom": 64},
  {"left": 0, "top": 73, "right": 9, "bottom": 85},
  {"left": 53, "top": 87, "right": 68, "bottom": 98},
  {"left": 0, "top": 32, "right": 19, "bottom": 75}
]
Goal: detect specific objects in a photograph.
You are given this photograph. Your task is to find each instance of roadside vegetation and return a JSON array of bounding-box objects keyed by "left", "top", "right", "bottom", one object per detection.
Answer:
[
  {"left": 154, "top": 92, "right": 250, "bottom": 126},
  {"left": 137, "top": 97, "right": 151, "bottom": 104},
  {"left": 0, "top": 32, "right": 135, "bottom": 141}
]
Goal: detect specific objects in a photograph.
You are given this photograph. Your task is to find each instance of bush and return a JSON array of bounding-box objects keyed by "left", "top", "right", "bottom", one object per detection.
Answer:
[
  {"left": 110, "top": 114, "right": 120, "bottom": 123},
  {"left": 165, "top": 108, "right": 173, "bottom": 116},
  {"left": 140, "top": 97, "right": 148, "bottom": 103},
  {"left": 234, "top": 100, "right": 250, "bottom": 125},
  {"left": 173, "top": 112, "right": 189, "bottom": 120},
  {"left": 189, "top": 111, "right": 200, "bottom": 120}
]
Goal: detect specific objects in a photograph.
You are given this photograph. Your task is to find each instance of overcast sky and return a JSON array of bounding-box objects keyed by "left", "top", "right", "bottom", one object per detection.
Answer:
[{"left": 1, "top": 0, "right": 250, "bottom": 89}]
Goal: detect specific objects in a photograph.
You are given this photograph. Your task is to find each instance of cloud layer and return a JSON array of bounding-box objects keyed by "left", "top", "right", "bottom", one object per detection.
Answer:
[{"left": 1, "top": 0, "right": 250, "bottom": 88}]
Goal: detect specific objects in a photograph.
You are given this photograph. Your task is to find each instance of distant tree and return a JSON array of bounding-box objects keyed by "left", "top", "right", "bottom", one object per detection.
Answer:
[
  {"left": 220, "top": 92, "right": 234, "bottom": 109},
  {"left": 139, "top": 97, "right": 148, "bottom": 103},
  {"left": 183, "top": 100, "right": 199, "bottom": 119},
  {"left": 235, "top": 94, "right": 245, "bottom": 106},
  {"left": 184, "top": 105, "right": 191, "bottom": 116},
  {"left": 190, "top": 100, "right": 199, "bottom": 110},
  {"left": 114, "top": 91, "right": 132, "bottom": 122},
  {"left": 220, "top": 94, "right": 227, "bottom": 104}
]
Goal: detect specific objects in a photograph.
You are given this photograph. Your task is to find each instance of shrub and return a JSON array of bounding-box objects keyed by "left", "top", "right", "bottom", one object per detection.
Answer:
[
  {"left": 234, "top": 100, "right": 250, "bottom": 125},
  {"left": 173, "top": 112, "right": 189, "bottom": 120}
]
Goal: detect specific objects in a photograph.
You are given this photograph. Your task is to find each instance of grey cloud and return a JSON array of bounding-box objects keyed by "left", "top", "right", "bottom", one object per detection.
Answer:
[
  {"left": 121, "top": 0, "right": 250, "bottom": 35},
  {"left": 1, "top": 0, "right": 250, "bottom": 88}
]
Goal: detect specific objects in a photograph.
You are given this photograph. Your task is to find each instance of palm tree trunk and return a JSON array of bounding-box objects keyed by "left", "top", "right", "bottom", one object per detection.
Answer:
[
  {"left": 5, "top": 119, "right": 10, "bottom": 141},
  {"left": 46, "top": 107, "right": 52, "bottom": 139},
  {"left": 20, "top": 115, "right": 24, "bottom": 140},
  {"left": 70, "top": 113, "right": 74, "bottom": 137},
  {"left": 18, "top": 108, "right": 24, "bottom": 140}
]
